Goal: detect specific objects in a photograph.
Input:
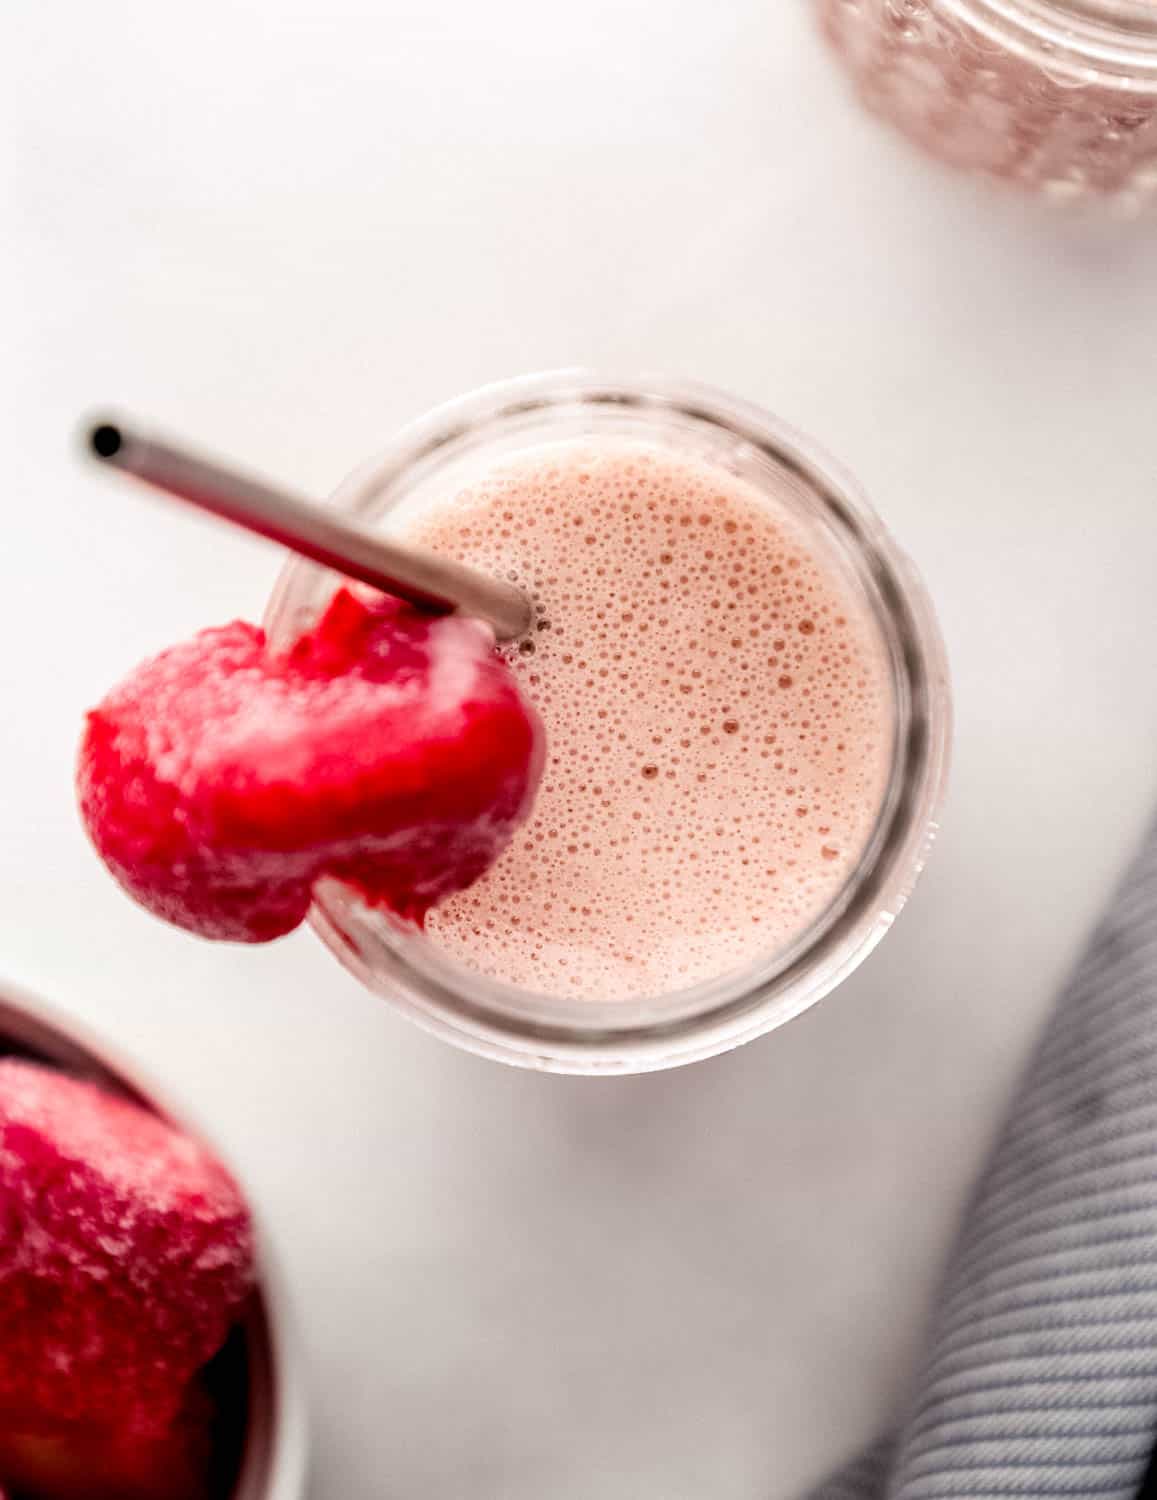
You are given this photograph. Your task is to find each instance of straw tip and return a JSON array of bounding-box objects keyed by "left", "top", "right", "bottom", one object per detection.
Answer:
[{"left": 88, "top": 422, "right": 123, "bottom": 460}]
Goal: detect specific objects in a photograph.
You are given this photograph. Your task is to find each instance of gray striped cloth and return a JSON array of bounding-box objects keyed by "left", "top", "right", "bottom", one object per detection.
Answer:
[{"left": 807, "top": 817, "right": 1157, "bottom": 1500}]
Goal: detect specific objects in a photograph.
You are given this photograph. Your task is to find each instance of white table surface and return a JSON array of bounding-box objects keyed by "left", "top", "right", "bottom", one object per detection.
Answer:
[{"left": 4, "top": 3, "right": 1157, "bottom": 1496}]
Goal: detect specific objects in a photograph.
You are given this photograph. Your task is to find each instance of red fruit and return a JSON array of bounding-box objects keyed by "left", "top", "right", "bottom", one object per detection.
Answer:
[
  {"left": 0, "top": 1060, "right": 253, "bottom": 1438},
  {"left": 0, "top": 1384, "right": 215, "bottom": 1500},
  {"left": 0, "top": 1386, "right": 214, "bottom": 1500},
  {"left": 78, "top": 587, "right": 544, "bottom": 942}
]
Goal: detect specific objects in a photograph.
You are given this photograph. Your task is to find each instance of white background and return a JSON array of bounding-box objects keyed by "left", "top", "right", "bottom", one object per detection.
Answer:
[{"left": 4, "top": 3, "right": 1157, "bottom": 1497}]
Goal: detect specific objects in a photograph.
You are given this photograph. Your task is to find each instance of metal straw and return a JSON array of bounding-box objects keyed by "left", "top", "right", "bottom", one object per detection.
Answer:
[{"left": 84, "top": 416, "right": 533, "bottom": 641}]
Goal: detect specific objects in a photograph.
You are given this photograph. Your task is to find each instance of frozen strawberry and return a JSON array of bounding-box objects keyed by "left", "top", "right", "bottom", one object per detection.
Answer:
[
  {"left": 0, "top": 1060, "right": 253, "bottom": 1438},
  {"left": 78, "top": 587, "right": 544, "bottom": 942},
  {"left": 0, "top": 1385, "right": 215, "bottom": 1500}
]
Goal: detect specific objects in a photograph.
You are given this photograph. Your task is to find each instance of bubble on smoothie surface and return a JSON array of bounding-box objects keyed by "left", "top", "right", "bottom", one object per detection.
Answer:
[{"left": 405, "top": 440, "right": 893, "bottom": 1001}]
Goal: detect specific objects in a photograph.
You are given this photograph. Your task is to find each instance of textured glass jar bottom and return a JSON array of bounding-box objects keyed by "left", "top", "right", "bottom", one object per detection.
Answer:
[{"left": 818, "top": 0, "right": 1157, "bottom": 207}]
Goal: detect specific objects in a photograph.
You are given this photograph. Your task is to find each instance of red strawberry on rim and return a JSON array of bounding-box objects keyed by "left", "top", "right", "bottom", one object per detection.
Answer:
[{"left": 78, "top": 588, "right": 544, "bottom": 942}]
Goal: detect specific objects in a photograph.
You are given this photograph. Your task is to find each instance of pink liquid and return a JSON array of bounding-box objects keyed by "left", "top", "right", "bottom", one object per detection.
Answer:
[{"left": 406, "top": 441, "right": 894, "bottom": 1001}]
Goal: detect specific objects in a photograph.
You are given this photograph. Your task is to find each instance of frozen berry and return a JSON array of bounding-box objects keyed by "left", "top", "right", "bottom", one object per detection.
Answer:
[
  {"left": 78, "top": 588, "right": 544, "bottom": 941},
  {"left": 0, "top": 1060, "right": 253, "bottom": 1437},
  {"left": 0, "top": 1384, "right": 215, "bottom": 1500}
]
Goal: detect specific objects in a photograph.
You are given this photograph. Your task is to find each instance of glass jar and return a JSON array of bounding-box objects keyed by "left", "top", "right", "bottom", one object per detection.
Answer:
[
  {"left": 817, "top": 0, "right": 1157, "bottom": 206},
  {"left": 0, "top": 983, "right": 307, "bottom": 1500},
  {"left": 265, "top": 373, "right": 951, "bottom": 1075}
]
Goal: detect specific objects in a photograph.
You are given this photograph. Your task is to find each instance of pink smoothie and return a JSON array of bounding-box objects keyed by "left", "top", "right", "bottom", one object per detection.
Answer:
[{"left": 406, "top": 440, "right": 893, "bottom": 1001}]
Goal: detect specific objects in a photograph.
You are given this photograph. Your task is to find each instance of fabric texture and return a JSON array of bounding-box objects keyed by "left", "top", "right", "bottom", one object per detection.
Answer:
[{"left": 808, "top": 818, "right": 1157, "bottom": 1500}]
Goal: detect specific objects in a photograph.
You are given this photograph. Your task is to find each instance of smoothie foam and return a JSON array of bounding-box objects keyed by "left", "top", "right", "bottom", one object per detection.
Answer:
[{"left": 407, "top": 440, "right": 894, "bottom": 1000}]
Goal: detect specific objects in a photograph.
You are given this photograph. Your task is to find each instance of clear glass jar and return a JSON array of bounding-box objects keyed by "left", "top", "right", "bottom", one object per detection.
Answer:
[
  {"left": 817, "top": 0, "right": 1157, "bottom": 206},
  {"left": 265, "top": 373, "right": 952, "bottom": 1075}
]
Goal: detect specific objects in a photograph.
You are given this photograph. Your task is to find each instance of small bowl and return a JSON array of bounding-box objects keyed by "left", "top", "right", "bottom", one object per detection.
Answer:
[{"left": 0, "top": 983, "right": 308, "bottom": 1500}]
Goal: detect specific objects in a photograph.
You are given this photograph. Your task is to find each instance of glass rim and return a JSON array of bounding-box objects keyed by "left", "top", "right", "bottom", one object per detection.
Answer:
[
  {"left": 266, "top": 371, "right": 952, "bottom": 1073},
  {"left": 939, "top": 0, "right": 1157, "bottom": 76}
]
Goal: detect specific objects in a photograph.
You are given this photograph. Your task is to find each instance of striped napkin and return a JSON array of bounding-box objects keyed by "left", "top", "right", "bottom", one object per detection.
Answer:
[{"left": 808, "top": 816, "right": 1157, "bottom": 1500}]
